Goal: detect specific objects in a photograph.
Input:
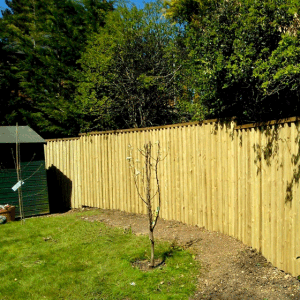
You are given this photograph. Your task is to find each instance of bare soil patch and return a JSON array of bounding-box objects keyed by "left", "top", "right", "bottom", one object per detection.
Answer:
[
  {"left": 131, "top": 259, "right": 165, "bottom": 271},
  {"left": 72, "top": 208, "right": 300, "bottom": 299}
]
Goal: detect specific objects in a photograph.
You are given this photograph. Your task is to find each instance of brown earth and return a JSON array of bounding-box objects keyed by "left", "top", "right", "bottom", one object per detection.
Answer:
[{"left": 71, "top": 208, "right": 300, "bottom": 300}]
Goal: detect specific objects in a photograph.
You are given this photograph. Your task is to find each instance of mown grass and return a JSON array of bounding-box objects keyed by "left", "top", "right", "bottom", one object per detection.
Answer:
[{"left": 0, "top": 210, "right": 200, "bottom": 300}]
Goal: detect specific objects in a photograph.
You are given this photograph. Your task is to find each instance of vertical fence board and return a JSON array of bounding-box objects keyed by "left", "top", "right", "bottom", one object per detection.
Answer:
[
  {"left": 87, "top": 136, "right": 92, "bottom": 207},
  {"left": 222, "top": 124, "right": 228, "bottom": 235},
  {"left": 270, "top": 129, "right": 277, "bottom": 268},
  {"left": 284, "top": 124, "right": 292, "bottom": 273},
  {"left": 124, "top": 133, "right": 130, "bottom": 213},
  {"left": 95, "top": 135, "right": 100, "bottom": 208},
  {"left": 70, "top": 140, "right": 74, "bottom": 207},
  {"left": 165, "top": 128, "right": 172, "bottom": 221},
  {"left": 237, "top": 130, "right": 242, "bottom": 242},
  {"left": 211, "top": 124, "right": 217, "bottom": 232},
  {"left": 96, "top": 135, "right": 101, "bottom": 209},
  {"left": 202, "top": 124, "right": 207, "bottom": 228},
  {"left": 99, "top": 134, "right": 104, "bottom": 209},
  {"left": 261, "top": 128, "right": 267, "bottom": 259},
  {"left": 191, "top": 125, "right": 197, "bottom": 226},
  {"left": 112, "top": 133, "right": 117, "bottom": 210},
  {"left": 228, "top": 124, "right": 235, "bottom": 236},
  {"left": 195, "top": 125, "right": 201, "bottom": 226},
  {"left": 217, "top": 124, "right": 222, "bottom": 232},
  {"left": 78, "top": 138, "right": 83, "bottom": 208},
  {"left": 181, "top": 127, "right": 187, "bottom": 224},
  {"left": 119, "top": 133, "right": 124, "bottom": 212},
  {"left": 162, "top": 128, "right": 169, "bottom": 221},
  {"left": 251, "top": 129, "right": 259, "bottom": 250},
  {"left": 206, "top": 124, "right": 212, "bottom": 230},
  {"left": 89, "top": 137, "right": 93, "bottom": 207},
  {"left": 186, "top": 126, "right": 192, "bottom": 225},
  {"left": 291, "top": 123, "right": 298, "bottom": 275}
]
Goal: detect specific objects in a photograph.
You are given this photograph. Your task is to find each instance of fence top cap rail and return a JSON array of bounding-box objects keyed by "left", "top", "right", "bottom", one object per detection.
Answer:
[
  {"left": 235, "top": 116, "right": 300, "bottom": 130},
  {"left": 45, "top": 137, "right": 80, "bottom": 142},
  {"left": 44, "top": 116, "right": 300, "bottom": 141},
  {"left": 78, "top": 118, "right": 236, "bottom": 136}
]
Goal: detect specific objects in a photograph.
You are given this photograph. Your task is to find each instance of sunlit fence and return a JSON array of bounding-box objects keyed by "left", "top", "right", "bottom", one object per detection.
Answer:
[{"left": 45, "top": 117, "right": 300, "bottom": 276}]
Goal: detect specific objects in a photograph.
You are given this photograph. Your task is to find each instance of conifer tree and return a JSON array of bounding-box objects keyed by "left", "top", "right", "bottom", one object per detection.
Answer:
[{"left": 0, "top": 0, "right": 113, "bottom": 137}]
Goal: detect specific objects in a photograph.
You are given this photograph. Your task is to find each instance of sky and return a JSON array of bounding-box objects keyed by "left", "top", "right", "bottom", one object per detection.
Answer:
[
  {"left": 0, "top": 0, "right": 152, "bottom": 15},
  {"left": 0, "top": 0, "right": 8, "bottom": 13}
]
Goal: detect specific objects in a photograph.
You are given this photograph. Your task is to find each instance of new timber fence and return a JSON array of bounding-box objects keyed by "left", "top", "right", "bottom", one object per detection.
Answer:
[{"left": 44, "top": 117, "right": 300, "bottom": 277}]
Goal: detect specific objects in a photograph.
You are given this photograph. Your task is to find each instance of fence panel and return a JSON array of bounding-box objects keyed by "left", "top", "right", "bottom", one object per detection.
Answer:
[{"left": 45, "top": 119, "right": 300, "bottom": 277}]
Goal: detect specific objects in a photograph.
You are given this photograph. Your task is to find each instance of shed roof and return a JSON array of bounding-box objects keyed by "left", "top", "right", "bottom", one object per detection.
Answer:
[{"left": 0, "top": 126, "right": 46, "bottom": 144}]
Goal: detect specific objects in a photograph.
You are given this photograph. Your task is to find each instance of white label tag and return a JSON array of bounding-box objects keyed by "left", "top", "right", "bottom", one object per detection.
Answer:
[{"left": 12, "top": 181, "right": 24, "bottom": 191}]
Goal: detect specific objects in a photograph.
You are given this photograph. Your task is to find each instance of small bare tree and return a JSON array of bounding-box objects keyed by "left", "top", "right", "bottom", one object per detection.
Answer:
[{"left": 127, "top": 141, "right": 165, "bottom": 268}]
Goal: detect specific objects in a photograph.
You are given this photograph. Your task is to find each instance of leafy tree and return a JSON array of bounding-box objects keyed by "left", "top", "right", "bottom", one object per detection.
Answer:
[
  {"left": 76, "top": 1, "right": 182, "bottom": 132},
  {"left": 164, "top": 0, "right": 300, "bottom": 123},
  {"left": 254, "top": 7, "right": 300, "bottom": 103}
]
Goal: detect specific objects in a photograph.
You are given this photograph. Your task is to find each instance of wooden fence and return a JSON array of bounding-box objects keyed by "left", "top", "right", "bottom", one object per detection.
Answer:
[{"left": 44, "top": 117, "right": 300, "bottom": 277}]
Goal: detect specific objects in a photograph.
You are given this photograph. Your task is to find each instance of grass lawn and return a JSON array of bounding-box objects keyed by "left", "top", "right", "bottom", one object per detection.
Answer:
[{"left": 0, "top": 210, "right": 200, "bottom": 300}]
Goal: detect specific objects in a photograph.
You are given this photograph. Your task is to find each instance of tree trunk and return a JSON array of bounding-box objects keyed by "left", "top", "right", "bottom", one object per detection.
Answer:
[{"left": 149, "top": 229, "right": 155, "bottom": 268}]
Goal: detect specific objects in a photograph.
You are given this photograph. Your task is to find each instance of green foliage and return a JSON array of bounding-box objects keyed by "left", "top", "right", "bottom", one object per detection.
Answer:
[
  {"left": 0, "top": 211, "right": 200, "bottom": 299},
  {"left": 3, "top": 0, "right": 300, "bottom": 136},
  {"left": 76, "top": 0, "right": 183, "bottom": 132},
  {"left": 165, "top": 0, "right": 300, "bottom": 123},
  {"left": 163, "top": 0, "right": 217, "bottom": 25},
  {"left": 0, "top": 0, "right": 113, "bottom": 138},
  {"left": 175, "top": 85, "right": 207, "bottom": 122},
  {"left": 254, "top": 30, "right": 300, "bottom": 96},
  {"left": 1, "top": 0, "right": 204, "bottom": 135}
]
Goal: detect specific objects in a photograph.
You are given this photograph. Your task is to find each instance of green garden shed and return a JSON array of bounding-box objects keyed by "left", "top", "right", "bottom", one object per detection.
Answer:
[{"left": 0, "top": 126, "right": 50, "bottom": 217}]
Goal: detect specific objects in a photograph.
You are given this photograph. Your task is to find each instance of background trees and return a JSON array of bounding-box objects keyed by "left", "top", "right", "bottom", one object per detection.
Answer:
[
  {"left": 0, "top": 0, "right": 113, "bottom": 138},
  {"left": 164, "top": 0, "right": 300, "bottom": 123},
  {"left": 2, "top": 0, "right": 300, "bottom": 137},
  {"left": 76, "top": 1, "right": 183, "bottom": 132}
]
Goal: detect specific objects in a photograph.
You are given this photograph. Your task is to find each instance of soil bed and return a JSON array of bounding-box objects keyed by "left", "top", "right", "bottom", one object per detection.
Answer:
[{"left": 72, "top": 208, "right": 300, "bottom": 299}]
